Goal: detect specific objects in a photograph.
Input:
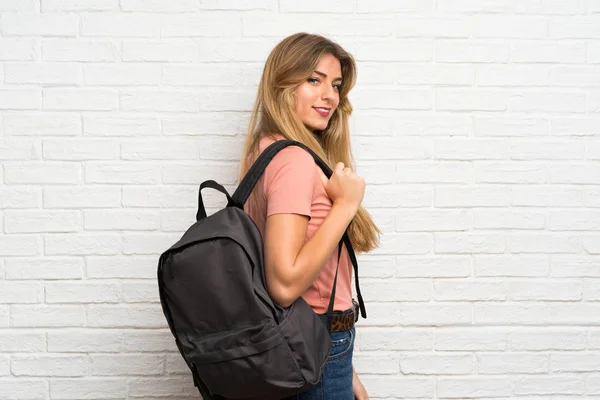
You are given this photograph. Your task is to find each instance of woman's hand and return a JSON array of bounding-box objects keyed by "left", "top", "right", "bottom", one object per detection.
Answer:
[{"left": 352, "top": 366, "right": 368, "bottom": 400}]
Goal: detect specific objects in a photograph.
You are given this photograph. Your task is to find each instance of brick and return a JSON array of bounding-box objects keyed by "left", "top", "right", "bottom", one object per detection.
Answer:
[
  {"left": 361, "top": 280, "right": 432, "bottom": 302},
  {"left": 120, "top": 90, "right": 199, "bottom": 112},
  {"left": 508, "top": 233, "right": 581, "bottom": 253},
  {"left": 395, "top": 209, "right": 471, "bottom": 231},
  {"left": 85, "top": 163, "right": 160, "bottom": 184},
  {"left": 45, "top": 234, "right": 121, "bottom": 256},
  {"left": 44, "top": 186, "right": 121, "bottom": 209},
  {"left": 42, "top": 0, "right": 118, "bottom": 11},
  {"left": 477, "top": 353, "right": 549, "bottom": 374},
  {"left": 473, "top": 209, "right": 545, "bottom": 230},
  {"left": 5, "top": 62, "right": 82, "bottom": 85},
  {"left": 435, "top": 186, "right": 509, "bottom": 207},
  {"left": 513, "top": 375, "right": 585, "bottom": 395},
  {"left": 436, "top": 328, "right": 508, "bottom": 351},
  {"left": 121, "top": 140, "right": 199, "bottom": 160},
  {"left": 86, "top": 305, "right": 166, "bottom": 328},
  {"left": 474, "top": 303, "right": 547, "bottom": 324},
  {"left": 0, "top": 331, "right": 46, "bottom": 352},
  {"left": 363, "top": 185, "right": 430, "bottom": 208},
  {"left": 81, "top": 13, "right": 160, "bottom": 37},
  {"left": 43, "top": 139, "right": 120, "bottom": 160},
  {"left": 396, "top": 256, "right": 471, "bottom": 278},
  {"left": 86, "top": 256, "right": 156, "bottom": 279},
  {"left": 83, "top": 115, "right": 160, "bottom": 137},
  {"left": 434, "top": 279, "right": 506, "bottom": 301},
  {"left": 0, "top": 282, "right": 42, "bottom": 304},
  {"left": 0, "top": 307, "right": 7, "bottom": 328},
  {"left": 550, "top": 165, "right": 600, "bottom": 184},
  {"left": 122, "top": 282, "right": 159, "bottom": 303},
  {"left": 0, "top": 38, "right": 36, "bottom": 61},
  {"left": 513, "top": 41, "right": 586, "bottom": 63},
  {"left": 90, "top": 354, "right": 164, "bottom": 376},
  {"left": 0, "top": 89, "right": 41, "bottom": 110},
  {"left": 548, "top": 210, "right": 600, "bottom": 230},
  {"left": 122, "top": 233, "right": 181, "bottom": 255},
  {"left": 122, "top": 330, "right": 174, "bottom": 352},
  {"left": 44, "top": 88, "right": 117, "bottom": 111},
  {"left": 399, "top": 304, "right": 471, "bottom": 326},
  {"left": 0, "top": 236, "right": 40, "bottom": 256},
  {"left": 472, "top": 15, "right": 548, "bottom": 38},
  {"left": 477, "top": 65, "right": 549, "bottom": 86},
  {"left": 360, "top": 376, "right": 433, "bottom": 397},
  {"left": 45, "top": 282, "right": 120, "bottom": 303},
  {"left": 438, "top": 377, "right": 512, "bottom": 398},
  {"left": 163, "top": 64, "right": 243, "bottom": 86},
  {"left": 11, "top": 305, "right": 85, "bottom": 327},
  {"left": 50, "top": 378, "right": 126, "bottom": 399},
  {"left": 5, "top": 162, "right": 81, "bottom": 184},
  {"left": 552, "top": 255, "right": 600, "bottom": 277},
  {"left": 127, "top": 377, "right": 198, "bottom": 397},
  {"left": 5, "top": 210, "right": 81, "bottom": 233},
  {"left": 0, "top": 0, "right": 37, "bottom": 11},
  {"left": 48, "top": 330, "right": 123, "bottom": 353},
  {"left": 1, "top": 13, "right": 78, "bottom": 36},
  {"left": 352, "top": 354, "right": 399, "bottom": 375},
  {"left": 0, "top": 138, "right": 40, "bottom": 160},
  {"left": 0, "top": 379, "right": 48, "bottom": 399},
  {"left": 0, "top": 187, "right": 40, "bottom": 209},
  {"left": 162, "top": 13, "right": 241, "bottom": 37},
  {"left": 511, "top": 186, "right": 584, "bottom": 207},
  {"left": 401, "top": 353, "right": 473, "bottom": 374},
  {"left": 510, "top": 328, "right": 586, "bottom": 350},
  {"left": 510, "top": 91, "right": 586, "bottom": 113},
  {"left": 6, "top": 257, "right": 82, "bottom": 281},
  {"left": 3, "top": 112, "right": 81, "bottom": 136},
  {"left": 242, "top": 15, "right": 393, "bottom": 37},
  {"left": 475, "top": 255, "right": 549, "bottom": 277},
  {"left": 435, "top": 232, "right": 505, "bottom": 254},
  {"left": 435, "top": 40, "right": 510, "bottom": 62},
  {"left": 12, "top": 355, "right": 87, "bottom": 377},
  {"left": 84, "top": 210, "right": 160, "bottom": 231},
  {"left": 85, "top": 64, "right": 161, "bottom": 86},
  {"left": 551, "top": 353, "right": 600, "bottom": 372},
  {"left": 120, "top": 0, "right": 198, "bottom": 11},
  {"left": 42, "top": 39, "right": 118, "bottom": 62}
]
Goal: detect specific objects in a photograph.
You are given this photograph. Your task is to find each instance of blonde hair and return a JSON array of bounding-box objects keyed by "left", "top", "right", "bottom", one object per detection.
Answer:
[{"left": 238, "top": 32, "right": 380, "bottom": 253}]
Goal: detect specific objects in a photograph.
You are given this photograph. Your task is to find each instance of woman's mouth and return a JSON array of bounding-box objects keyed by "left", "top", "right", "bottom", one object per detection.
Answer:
[{"left": 313, "top": 107, "right": 330, "bottom": 117}]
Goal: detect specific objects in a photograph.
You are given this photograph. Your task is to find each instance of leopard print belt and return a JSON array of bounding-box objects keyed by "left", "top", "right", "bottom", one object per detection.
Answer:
[{"left": 319, "top": 299, "right": 359, "bottom": 333}]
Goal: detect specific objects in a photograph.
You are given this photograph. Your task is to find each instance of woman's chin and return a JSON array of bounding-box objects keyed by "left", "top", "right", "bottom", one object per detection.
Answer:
[{"left": 304, "top": 121, "right": 328, "bottom": 132}]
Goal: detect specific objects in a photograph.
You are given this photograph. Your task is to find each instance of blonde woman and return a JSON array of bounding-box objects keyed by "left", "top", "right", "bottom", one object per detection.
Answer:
[{"left": 239, "top": 32, "right": 380, "bottom": 399}]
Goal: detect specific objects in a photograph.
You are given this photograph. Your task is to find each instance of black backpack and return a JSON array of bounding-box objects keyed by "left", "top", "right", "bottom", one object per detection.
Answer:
[{"left": 157, "top": 140, "right": 366, "bottom": 399}]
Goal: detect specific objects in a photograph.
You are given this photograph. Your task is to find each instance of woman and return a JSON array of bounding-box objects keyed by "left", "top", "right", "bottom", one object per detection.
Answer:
[{"left": 238, "top": 32, "right": 381, "bottom": 400}]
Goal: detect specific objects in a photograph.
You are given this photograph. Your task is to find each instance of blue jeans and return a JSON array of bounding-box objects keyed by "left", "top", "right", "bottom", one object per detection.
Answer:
[{"left": 283, "top": 326, "right": 355, "bottom": 400}]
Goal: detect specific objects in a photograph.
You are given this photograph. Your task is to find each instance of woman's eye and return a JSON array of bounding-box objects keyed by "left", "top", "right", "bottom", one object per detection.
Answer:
[
  {"left": 334, "top": 84, "right": 342, "bottom": 91},
  {"left": 308, "top": 77, "right": 319, "bottom": 84}
]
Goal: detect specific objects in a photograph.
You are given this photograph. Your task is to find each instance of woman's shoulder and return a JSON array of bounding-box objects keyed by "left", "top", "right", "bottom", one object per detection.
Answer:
[{"left": 259, "top": 133, "right": 314, "bottom": 166}]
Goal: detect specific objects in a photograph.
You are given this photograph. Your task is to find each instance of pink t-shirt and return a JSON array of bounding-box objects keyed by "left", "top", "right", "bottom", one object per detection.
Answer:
[{"left": 244, "top": 134, "right": 353, "bottom": 314}]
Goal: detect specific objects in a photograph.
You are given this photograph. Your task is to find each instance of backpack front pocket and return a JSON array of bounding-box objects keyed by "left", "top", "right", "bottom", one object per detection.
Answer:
[{"left": 181, "top": 320, "right": 304, "bottom": 399}]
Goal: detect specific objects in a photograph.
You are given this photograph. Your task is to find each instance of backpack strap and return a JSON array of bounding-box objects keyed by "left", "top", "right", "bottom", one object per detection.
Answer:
[
  {"left": 196, "top": 179, "right": 233, "bottom": 221},
  {"left": 230, "top": 139, "right": 367, "bottom": 319}
]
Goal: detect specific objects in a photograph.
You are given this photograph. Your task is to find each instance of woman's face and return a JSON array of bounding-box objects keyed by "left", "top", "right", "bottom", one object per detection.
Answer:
[{"left": 294, "top": 53, "right": 342, "bottom": 132}]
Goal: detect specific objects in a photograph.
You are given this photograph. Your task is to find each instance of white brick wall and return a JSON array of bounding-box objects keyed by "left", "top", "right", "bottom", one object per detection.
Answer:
[{"left": 0, "top": 0, "right": 599, "bottom": 398}]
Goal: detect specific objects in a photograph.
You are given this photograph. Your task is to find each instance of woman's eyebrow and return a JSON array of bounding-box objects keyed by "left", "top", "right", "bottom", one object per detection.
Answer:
[{"left": 314, "top": 70, "right": 342, "bottom": 82}]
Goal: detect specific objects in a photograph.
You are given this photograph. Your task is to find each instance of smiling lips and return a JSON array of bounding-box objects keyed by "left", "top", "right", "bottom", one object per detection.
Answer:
[{"left": 313, "top": 107, "right": 331, "bottom": 117}]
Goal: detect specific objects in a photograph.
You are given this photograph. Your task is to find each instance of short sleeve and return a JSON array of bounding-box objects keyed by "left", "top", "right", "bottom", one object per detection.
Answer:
[{"left": 263, "top": 146, "right": 315, "bottom": 219}]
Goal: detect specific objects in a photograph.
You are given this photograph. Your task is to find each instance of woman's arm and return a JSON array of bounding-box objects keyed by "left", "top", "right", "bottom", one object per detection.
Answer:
[{"left": 263, "top": 202, "right": 355, "bottom": 308}]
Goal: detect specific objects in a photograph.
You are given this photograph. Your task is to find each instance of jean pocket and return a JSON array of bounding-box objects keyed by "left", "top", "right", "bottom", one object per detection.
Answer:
[{"left": 327, "top": 328, "right": 354, "bottom": 361}]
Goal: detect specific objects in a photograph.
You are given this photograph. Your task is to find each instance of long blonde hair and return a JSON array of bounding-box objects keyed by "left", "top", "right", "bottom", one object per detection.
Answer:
[{"left": 238, "top": 32, "right": 380, "bottom": 253}]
